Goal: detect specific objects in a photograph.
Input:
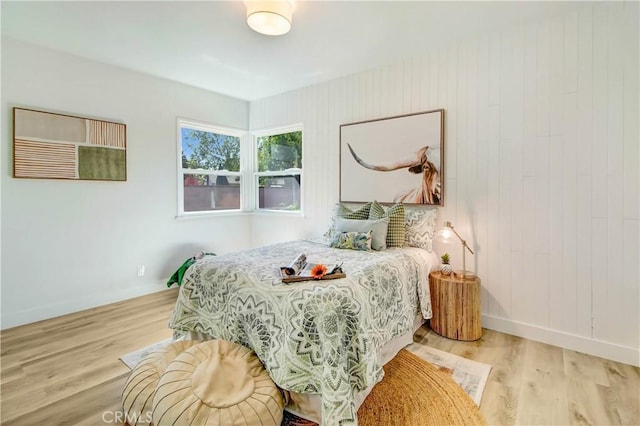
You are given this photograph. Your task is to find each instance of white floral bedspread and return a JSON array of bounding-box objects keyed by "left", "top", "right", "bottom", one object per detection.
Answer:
[{"left": 168, "top": 240, "right": 433, "bottom": 425}]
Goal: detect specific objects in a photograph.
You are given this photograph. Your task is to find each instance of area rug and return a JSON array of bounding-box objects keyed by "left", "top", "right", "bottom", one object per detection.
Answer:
[
  {"left": 119, "top": 337, "right": 172, "bottom": 369},
  {"left": 121, "top": 340, "right": 489, "bottom": 425},
  {"left": 405, "top": 343, "right": 491, "bottom": 406},
  {"left": 282, "top": 349, "right": 485, "bottom": 426}
]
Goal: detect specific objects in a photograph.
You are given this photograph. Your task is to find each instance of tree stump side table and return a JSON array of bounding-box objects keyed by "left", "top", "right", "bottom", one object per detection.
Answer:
[{"left": 429, "top": 271, "right": 482, "bottom": 341}]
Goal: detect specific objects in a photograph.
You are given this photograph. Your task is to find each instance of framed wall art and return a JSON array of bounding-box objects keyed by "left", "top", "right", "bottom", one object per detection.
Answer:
[
  {"left": 340, "top": 109, "right": 444, "bottom": 206},
  {"left": 13, "top": 107, "right": 127, "bottom": 181}
]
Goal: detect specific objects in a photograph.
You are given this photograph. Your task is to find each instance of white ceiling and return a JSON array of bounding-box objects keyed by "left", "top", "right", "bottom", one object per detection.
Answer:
[{"left": 2, "top": 1, "right": 582, "bottom": 101}]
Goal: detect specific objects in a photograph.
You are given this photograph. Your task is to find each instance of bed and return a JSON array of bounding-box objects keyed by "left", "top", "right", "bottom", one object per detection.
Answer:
[{"left": 168, "top": 206, "right": 439, "bottom": 425}]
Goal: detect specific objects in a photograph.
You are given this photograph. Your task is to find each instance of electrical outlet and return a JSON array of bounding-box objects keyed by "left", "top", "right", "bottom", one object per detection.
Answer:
[{"left": 137, "top": 265, "right": 145, "bottom": 277}]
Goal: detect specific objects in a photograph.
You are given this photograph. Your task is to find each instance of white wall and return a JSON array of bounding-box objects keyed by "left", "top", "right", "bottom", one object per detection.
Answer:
[
  {"left": 250, "top": 2, "right": 639, "bottom": 365},
  {"left": 1, "top": 39, "right": 252, "bottom": 328}
]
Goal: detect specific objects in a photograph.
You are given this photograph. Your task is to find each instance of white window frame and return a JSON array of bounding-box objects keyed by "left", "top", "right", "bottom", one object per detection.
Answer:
[
  {"left": 176, "top": 118, "right": 248, "bottom": 217},
  {"left": 252, "top": 124, "right": 304, "bottom": 215}
]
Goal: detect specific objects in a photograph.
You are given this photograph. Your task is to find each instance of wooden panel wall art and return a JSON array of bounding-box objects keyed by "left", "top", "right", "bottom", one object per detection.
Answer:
[
  {"left": 340, "top": 109, "right": 445, "bottom": 206},
  {"left": 13, "top": 108, "right": 127, "bottom": 181}
]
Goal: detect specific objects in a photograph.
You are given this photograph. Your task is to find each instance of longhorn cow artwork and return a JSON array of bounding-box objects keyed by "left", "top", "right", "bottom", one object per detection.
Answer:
[
  {"left": 346, "top": 144, "right": 441, "bottom": 204},
  {"left": 340, "top": 109, "right": 444, "bottom": 206}
]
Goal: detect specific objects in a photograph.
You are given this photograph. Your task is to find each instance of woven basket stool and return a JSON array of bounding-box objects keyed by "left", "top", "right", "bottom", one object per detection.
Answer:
[
  {"left": 122, "top": 340, "right": 202, "bottom": 426},
  {"left": 152, "top": 339, "right": 284, "bottom": 426}
]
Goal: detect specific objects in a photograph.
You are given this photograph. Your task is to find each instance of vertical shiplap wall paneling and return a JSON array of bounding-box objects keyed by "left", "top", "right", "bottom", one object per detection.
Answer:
[
  {"left": 623, "top": 1, "right": 640, "bottom": 222},
  {"left": 387, "top": 62, "right": 401, "bottom": 115},
  {"left": 313, "top": 85, "right": 325, "bottom": 226},
  {"left": 327, "top": 79, "right": 340, "bottom": 222},
  {"left": 500, "top": 30, "right": 513, "bottom": 320},
  {"left": 535, "top": 17, "right": 552, "bottom": 328},
  {"left": 447, "top": 47, "right": 458, "bottom": 182},
  {"left": 428, "top": 51, "right": 439, "bottom": 109},
  {"left": 487, "top": 33, "right": 502, "bottom": 317},
  {"left": 510, "top": 28, "right": 527, "bottom": 323},
  {"left": 576, "top": 5, "right": 593, "bottom": 339},
  {"left": 522, "top": 23, "right": 538, "bottom": 325},
  {"left": 373, "top": 67, "right": 384, "bottom": 120},
  {"left": 402, "top": 57, "right": 412, "bottom": 112},
  {"left": 562, "top": 11, "right": 579, "bottom": 334},
  {"left": 476, "top": 36, "right": 490, "bottom": 316},
  {"left": 438, "top": 47, "right": 456, "bottom": 232},
  {"left": 622, "top": 0, "right": 640, "bottom": 350},
  {"left": 364, "top": 69, "right": 374, "bottom": 119},
  {"left": 370, "top": 68, "right": 380, "bottom": 120},
  {"left": 606, "top": 2, "right": 626, "bottom": 345},
  {"left": 466, "top": 41, "right": 480, "bottom": 276},
  {"left": 320, "top": 84, "right": 331, "bottom": 227},
  {"left": 499, "top": 30, "right": 514, "bottom": 320},
  {"left": 456, "top": 43, "right": 469, "bottom": 254},
  {"left": 249, "top": 3, "right": 639, "bottom": 364},
  {"left": 548, "top": 16, "right": 565, "bottom": 331},
  {"left": 591, "top": 2, "right": 609, "bottom": 341},
  {"left": 413, "top": 56, "right": 426, "bottom": 112}
]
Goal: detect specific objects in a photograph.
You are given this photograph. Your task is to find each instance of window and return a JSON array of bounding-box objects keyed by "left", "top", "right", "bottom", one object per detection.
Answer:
[
  {"left": 178, "top": 119, "right": 243, "bottom": 214},
  {"left": 255, "top": 127, "right": 303, "bottom": 212}
]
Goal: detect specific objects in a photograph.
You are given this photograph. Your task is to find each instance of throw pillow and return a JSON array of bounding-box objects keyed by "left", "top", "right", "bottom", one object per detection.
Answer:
[
  {"left": 330, "top": 231, "right": 373, "bottom": 251},
  {"left": 369, "top": 201, "right": 406, "bottom": 248},
  {"left": 335, "top": 217, "right": 389, "bottom": 250},
  {"left": 336, "top": 202, "right": 372, "bottom": 219},
  {"left": 404, "top": 208, "right": 439, "bottom": 252},
  {"left": 323, "top": 202, "right": 373, "bottom": 241}
]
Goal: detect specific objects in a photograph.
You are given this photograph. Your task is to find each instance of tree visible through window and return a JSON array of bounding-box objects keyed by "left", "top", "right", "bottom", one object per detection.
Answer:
[
  {"left": 179, "top": 120, "right": 242, "bottom": 213},
  {"left": 255, "top": 129, "right": 302, "bottom": 211}
]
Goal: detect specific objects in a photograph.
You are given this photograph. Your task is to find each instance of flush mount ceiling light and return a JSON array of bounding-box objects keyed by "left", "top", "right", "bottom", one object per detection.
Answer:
[{"left": 245, "top": 0, "right": 294, "bottom": 36}]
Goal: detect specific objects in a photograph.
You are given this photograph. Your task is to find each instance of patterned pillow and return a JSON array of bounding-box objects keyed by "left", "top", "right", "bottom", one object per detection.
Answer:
[
  {"left": 330, "top": 231, "right": 372, "bottom": 251},
  {"left": 369, "top": 201, "right": 406, "bottom": 248},
  {"left": 404, "top": 208, "right": 439, "bottom": 252},
  {"left": 323, "top": 202, "right": 373, "bottom": 241},
  {"left": 336, "top": 202, "right": 372, "bottom": 219},
  {"left": 335, "top": 217, "right": 389, "bottom": 250}
]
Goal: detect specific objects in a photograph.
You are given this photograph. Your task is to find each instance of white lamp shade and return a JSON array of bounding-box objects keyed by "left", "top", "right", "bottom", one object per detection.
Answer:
[
  {"left": 434, "top": 222, "right": 460, "bottom": 261},
  {"left": 433, "top": 228, "right": 456, "bottom": 260},
  {"left": 246, "top": 1, "right": 293, "bottom": 36},
  {"left": 435, "top": 228, "right": 455, "bottom": 243}
]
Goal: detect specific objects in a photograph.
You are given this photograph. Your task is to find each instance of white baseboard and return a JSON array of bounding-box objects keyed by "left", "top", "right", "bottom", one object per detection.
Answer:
[
  {"left": 1, "top": 283, "right": 170, "bottom": 330},
  {"left": 482, "top": 314, "right": 639, "bottom": 367}
]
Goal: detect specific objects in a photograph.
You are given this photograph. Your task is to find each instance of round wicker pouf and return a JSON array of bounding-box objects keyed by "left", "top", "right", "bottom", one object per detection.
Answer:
[
  {"left": 122, "top": 340, "right": 202, "bottom": 426},
  {"left": 152, "top": 340, "right": 284, "bottom": 426},
  {"left": 282, "top": 349, "right": 485, "bottom": 426}
]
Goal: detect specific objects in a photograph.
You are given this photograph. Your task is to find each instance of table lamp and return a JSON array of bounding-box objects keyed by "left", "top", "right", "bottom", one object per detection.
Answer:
[{"left": 436, "top": 221, "right": 475, "bottom": 279}]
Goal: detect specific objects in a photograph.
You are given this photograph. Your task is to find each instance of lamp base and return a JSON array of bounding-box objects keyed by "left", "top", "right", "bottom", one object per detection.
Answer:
[{"left": 454, "top": 270, "right": 476, "bottom": 280}]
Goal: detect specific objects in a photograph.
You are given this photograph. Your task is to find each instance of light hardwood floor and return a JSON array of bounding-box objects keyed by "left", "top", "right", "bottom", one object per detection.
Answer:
[{"left": 1, "top": 288, "right": 638, "bottom": 425}]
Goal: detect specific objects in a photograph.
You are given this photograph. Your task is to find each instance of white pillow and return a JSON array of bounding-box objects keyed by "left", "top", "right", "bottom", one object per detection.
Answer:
[
  {"left": 335, "top": 217, "right": 389, "bottom": 251},
  {"left": 404, "top": 208, "right": 438, "bottom": 252}
]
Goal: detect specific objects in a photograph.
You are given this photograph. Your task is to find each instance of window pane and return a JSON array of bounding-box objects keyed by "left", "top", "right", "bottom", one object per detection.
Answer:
[
  {"left": 257, "top": 131, "right": 302, "bottom": 172},
  {"left": 183, "top": 174, "right": 241, "bottom": 212},
  {"left": 182, "top": 127, "right": 240, "bottom": 172},
  {"left": 258, "top": 175, "right": 301, "bottom": 211}
]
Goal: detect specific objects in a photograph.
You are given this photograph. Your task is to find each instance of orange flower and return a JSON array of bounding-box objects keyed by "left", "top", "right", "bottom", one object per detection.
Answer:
[{"left": 311, "top": 264, "right": 327, "bottom": 280}]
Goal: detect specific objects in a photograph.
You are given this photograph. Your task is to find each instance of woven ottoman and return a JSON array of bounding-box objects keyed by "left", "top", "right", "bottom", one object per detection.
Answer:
[
  {"left": 152, "top": 339, "right": 284, "bottom": 426},
  {"left": 122, "top": 340, "right": 202, "bottom": 426}
]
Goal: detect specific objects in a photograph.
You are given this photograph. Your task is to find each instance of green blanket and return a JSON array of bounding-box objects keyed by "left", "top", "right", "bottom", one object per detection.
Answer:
[{"left": 166, "top": 252, "right": 215, "bottom": 287}]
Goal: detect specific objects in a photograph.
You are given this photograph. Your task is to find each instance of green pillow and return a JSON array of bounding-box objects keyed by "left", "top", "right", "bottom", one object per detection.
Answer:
[
  {"left": 336, "top": 202, "right": 372, "bottom": 220},
  {"left": 330, "top": 231, "right": 372, "bottom": 251},
  {"left": 324, "top": 202, "right": 373, "bottom": 241},
  {"left": 369, "top": 201, "right": 406, "bottom": 248}
]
